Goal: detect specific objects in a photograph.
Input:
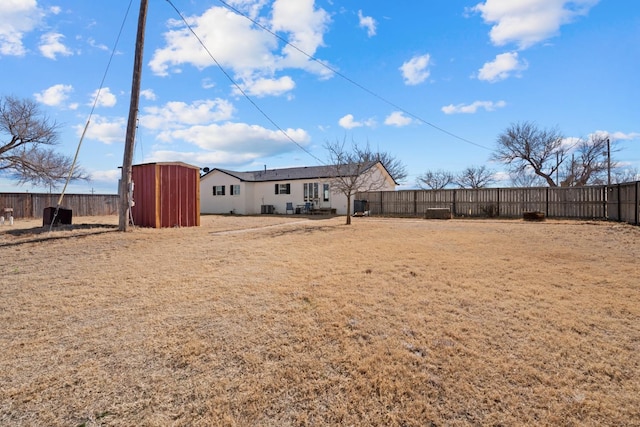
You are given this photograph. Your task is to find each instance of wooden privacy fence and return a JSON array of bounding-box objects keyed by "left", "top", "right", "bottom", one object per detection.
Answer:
[
  {"left": 2, "top": 181, "right": 638, "bottom": 225},
  {"left": 607, "top": 181, "right": 640, "bottom": 225},
  {"left": 0, "top": 193, "right": 119, "bottom": 219},
  {"left": 357, "top": 181, "right": 640, "bottom": 225}
]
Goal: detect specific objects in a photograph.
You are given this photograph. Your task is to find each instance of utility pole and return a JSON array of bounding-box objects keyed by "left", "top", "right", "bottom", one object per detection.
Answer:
[
  {"left": 119, "top": 0, "right": 149, "bottom": 231},
  {"left": 607, "top": 138, "right": 611, "bottom": 187}
]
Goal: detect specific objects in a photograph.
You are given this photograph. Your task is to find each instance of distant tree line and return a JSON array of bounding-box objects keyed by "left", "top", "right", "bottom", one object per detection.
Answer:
[
  {"left": 4, "top": 93, "right": 638, "bottom": 197},
  {"left": 416, "top": 121, "right": 638, "bottom": 189}
]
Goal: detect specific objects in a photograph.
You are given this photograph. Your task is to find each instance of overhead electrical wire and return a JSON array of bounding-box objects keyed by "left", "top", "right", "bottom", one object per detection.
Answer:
[
  {"left": 216, "top": 0, "right": 492, "bottom": 152},
  {"left": 164, "top": 0, "right": 326, "bottom": 165},
  {"left": 50, "top": 0, "right": 136, "bottom": 231}
]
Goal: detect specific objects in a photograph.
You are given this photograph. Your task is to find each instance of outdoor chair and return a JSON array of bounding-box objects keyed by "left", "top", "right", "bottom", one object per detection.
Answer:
[
  {"left": 286, "top": 202, "right": 294, "bottom": 214},
  {"left": 303, "top": 202, "right": 313, "bottom": 214}
]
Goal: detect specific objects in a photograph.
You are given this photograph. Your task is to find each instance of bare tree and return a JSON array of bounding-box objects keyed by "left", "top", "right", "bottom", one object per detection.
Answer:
[
  {"left": 612, "top": 166, "right": 640, "bottom": 184},
  {"left": 492, "top": 121, "right": 566, "bottom": 187},
  {"left": 560, "top": 135, "right": 614, "bottom": 187},
  {"left": 368, "top": 150, "right": 407, "bottom": 184},
  {"left": 416, "top": 169, "right": 455, "bottom": 189},
  {"left": 509, "top": 171, "right": 546, "bottom": 187},
  {"left": 0, "top": 95, "right": 87, "bottom": 188},
  {"left": 348, "top": 141, "right": 406, "bottom": 184},
  {"left": 455, "top": 165, "right": 495, "bottom": 189},
  {"left": 325, "top": 139, "right": 391, "bottom": 225}
]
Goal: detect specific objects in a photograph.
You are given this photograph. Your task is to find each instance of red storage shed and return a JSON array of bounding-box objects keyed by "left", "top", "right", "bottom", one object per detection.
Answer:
[{"left": 131, "top": 162, "right": 200, "bottom": 228}]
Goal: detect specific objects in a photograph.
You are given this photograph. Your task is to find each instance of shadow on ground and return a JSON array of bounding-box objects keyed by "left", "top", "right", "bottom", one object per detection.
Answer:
[{"left": 0, "top": 223, "right": 118, "bottom": 248}]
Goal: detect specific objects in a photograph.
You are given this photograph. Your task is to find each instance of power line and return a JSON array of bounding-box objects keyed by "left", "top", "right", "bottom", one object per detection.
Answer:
[
  {"left": 53, "top": 0, "right": 136, "bottom": 231},
  {"left": 216, "top": 0, "right": 492, "bottom": 152},
  {"left": 164, "top": 0, "right": 326, "bottom": 165}
]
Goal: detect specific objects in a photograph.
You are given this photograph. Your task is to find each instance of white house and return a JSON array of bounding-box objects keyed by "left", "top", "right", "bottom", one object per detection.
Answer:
[{"left": 200, "top": 161, "right": 396, "bottom": 215}]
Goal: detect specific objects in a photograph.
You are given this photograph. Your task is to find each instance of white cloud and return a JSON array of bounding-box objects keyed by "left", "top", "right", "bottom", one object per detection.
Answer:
[
  {"left": 89, "top": 87, "right": 117, "bottom": 108},
  {"left": 39, "top": 32, "right": 73, "bottom": 59},
  {"left": 146, "top": 150, "right": 259, "bottom": 167},
  {"left": 400, "top": 54, "right": 431, "bottom": 85},
  {"left": 339, "top": 114, "right": 360, "bottom": 129},
  {"left": 149, "top": 2, "right": 332, "bottom": 95},
  {"left": 90, "top": 169, "right": 121, "bottom": 183},
  {"left": 34, "top": 84, "right": 73, "bottom": 106},
  {"left": 272, "top": 0, "right": 331, "bottom": 71},
  {"left": 358, "top": 10, "right": 377, "bottom": 37},
  {"left": 584, "top": 130, "right": 640, "bottom": 144},
  {"left": 338, "top": 114, "right": 376, "bottom": 129},
  {"left": 0, "top": 0, "right": 43, "bottom": 56},
  {"left": 87, "top": 37, "right": 109, "bottom": 51},
  {"left": 471, "top": 0, "right": 599, "bottom": 49},
  {"left": 202, "top": 78, "right": 216, "bottom": 89},
  {"left": 80, "top": 115, "right": 126, "bottom": 144},
  {"left": 559, "top": 136, "right": 582, "bottom": 152},
  {"left": 161, "top": 122, "right": 310, "bottom": 156},
  {"left": 233, "top": 76, "right": 296, "bottom": 97},
  {"left": 384, "top": 111, "right": 413, "bottom": 127},
  {"left": 224, "top": 0, "right": 270, "bottom": 21},
  {"left": 441, "top": 100, "right": 507, "bottom": 114},
  {"left": 140, "top": 99, "right": 235, "bottom": 133},
  {"left": 477, "top": 51, "right": 528, "bottom": 82},
  {"left": 605, "top": 131, "right": 640, "bottom": 141},
  {"left": 150, "top": 7, "right": 276, "bottom": 76},
  {"left": 140, "top": 89, "right": 157, "bottom": 101}
]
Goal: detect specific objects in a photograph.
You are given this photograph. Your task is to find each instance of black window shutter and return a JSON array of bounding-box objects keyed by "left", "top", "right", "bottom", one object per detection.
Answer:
[
  {"left": 286, "top": 183, "right": 291, "bottom": 194},
  {"left": 212, "top": 186, "right": 216, "bottom": 196},
  {"left": 275, "top": 183, "right": 279, "bottom": 194},
  {"left": 221, "top": 185, "right": 225, "bottom": 195},
  {"left": 230, "top": 185, "right": 234, "bottom": 196}
]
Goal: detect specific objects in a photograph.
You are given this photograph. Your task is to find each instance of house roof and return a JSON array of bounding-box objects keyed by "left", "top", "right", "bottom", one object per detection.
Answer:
[{"left": 204, "top": 161, "right": 394, "bottom": 183}]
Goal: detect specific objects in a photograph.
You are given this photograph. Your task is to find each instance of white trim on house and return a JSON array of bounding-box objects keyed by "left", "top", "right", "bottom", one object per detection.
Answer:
[{"left": 199, "top": 162, "right": 396, "bottom": 215}]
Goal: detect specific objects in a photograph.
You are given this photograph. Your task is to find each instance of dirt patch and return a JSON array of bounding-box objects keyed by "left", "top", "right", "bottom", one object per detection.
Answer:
[{"left": 1, "top": 215, "right": 639, "bottom": 426}]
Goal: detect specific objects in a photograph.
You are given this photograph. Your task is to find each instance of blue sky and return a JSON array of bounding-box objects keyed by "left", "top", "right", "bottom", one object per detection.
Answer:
[{"left": 1, "top": 0, "right": 638, "bottom": 193}]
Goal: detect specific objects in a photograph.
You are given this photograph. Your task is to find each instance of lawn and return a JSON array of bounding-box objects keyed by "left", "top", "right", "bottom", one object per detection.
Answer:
[{"left": 1, "top": 215, "right": 639, "bottom": 426}]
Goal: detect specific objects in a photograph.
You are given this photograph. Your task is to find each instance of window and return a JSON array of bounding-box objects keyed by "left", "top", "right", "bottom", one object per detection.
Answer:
[
  {"left": 304, "top": 182, "right": 319, "bottom": 201},
  {"left": 213, "top": 185, "right": 225, "bottom": 196},
  {"left": 323, "top": 183, "right": 330, "bottom": 202},
  {"left": 274, "top": 183, "right": 290, "bottom": 194},
  {"left": 230, "top": 185, "right": 240, "bottom": 196}
]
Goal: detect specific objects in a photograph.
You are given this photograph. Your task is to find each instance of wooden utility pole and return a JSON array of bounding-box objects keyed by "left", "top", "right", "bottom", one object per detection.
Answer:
[
  {"left": 119, "top": 0, "right": 149, "bottom": 231},
  {"left": 607, "top": 138, "right": 611, "bottom": 187}
]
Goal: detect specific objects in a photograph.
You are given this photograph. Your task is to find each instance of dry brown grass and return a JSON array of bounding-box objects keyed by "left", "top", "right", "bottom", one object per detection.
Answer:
[{"left": 1, "top": 215, "right": 639, "bottom": 426}]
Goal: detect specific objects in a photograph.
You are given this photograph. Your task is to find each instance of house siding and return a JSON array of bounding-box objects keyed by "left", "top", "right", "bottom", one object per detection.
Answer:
[
  {"left": 199, "top": 163, "right": 395, "bottom": 215},
  {"left": 200, "top": 171, "right": 247, "bottom": 214}
]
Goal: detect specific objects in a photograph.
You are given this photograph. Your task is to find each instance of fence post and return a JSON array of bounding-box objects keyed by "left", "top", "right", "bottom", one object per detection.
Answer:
[
  {"left": 545, "top": 187, "right": 549, "bottom": 218},
  {"left": 617, "top": 184, "right": 622, "bottom": 222},
  {"left": 635, "top": 181, "right": 640, "bottom": 225},
  {"left": 452, "top": 190, "right": 457, "bottom": 217}
]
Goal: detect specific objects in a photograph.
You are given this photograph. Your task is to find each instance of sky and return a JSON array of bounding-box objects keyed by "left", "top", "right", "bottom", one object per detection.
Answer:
[{"left": 1, "top": 0, "right": 638, "bottom": 194}]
